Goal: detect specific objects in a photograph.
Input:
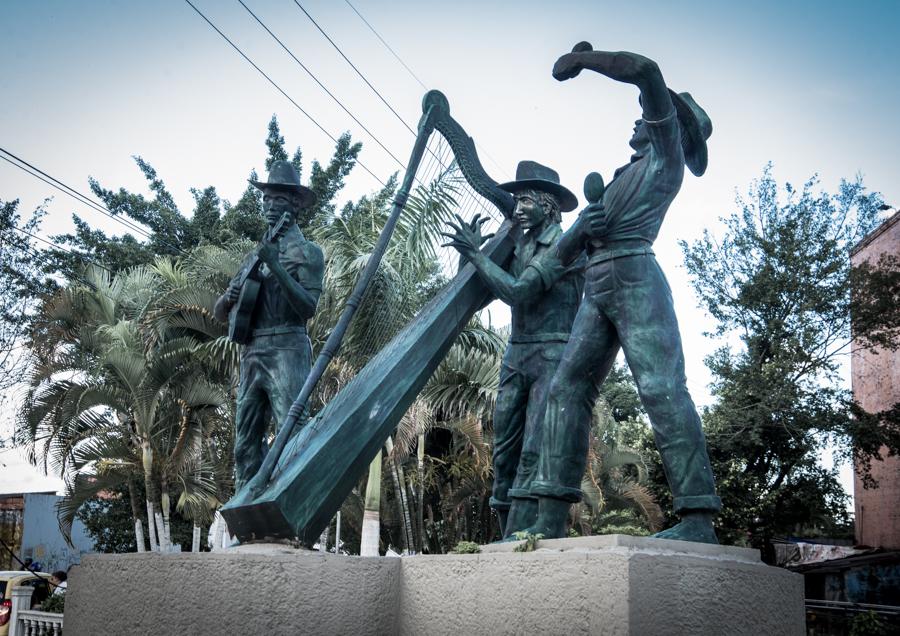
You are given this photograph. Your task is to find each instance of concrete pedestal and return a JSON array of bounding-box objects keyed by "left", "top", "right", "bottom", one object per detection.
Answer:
[{"left": 65, "top": 536, "right": 804, "bottom": 635}]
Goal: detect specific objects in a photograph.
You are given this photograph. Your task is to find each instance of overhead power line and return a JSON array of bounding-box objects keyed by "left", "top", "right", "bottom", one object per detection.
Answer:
[
  {"left": 0, "top": 149, "right": 190, "bottom": 257},
  {"left": 1, "top": 228, "right": 108, "bottom": 295},
  {"left": 0, "top": 152, "right": 154, "bottom": 242},
  {"left": 4, "top": 224, "right": 114, "bottom": 275},
  {"left": 182, "top": 0, "right": 387, "bottom": 187},
  {"left": 342, "top": 0, "right": 427, "bottom": 91},
  {"left": 290, "top": 1, "right": 453, "bottom": 178},
  {"left": 338, "top": 0, "right": 510, "bottom": 180},
  {"left": 238, "top": 0, "right": 407, "bottom": 171},
  {"left": 294, "top": 0, "right": 418, "bottom": 139}
]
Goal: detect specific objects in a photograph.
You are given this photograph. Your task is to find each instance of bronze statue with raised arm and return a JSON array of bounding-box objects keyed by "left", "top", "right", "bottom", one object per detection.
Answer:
[{"left": 526, "top": 44, "right": 720, "bottom": 543}]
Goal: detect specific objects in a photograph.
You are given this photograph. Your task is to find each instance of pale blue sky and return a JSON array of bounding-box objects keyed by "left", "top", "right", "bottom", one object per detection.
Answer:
[{"left": 2, "top": 0, "right": 898, "bottom": 491}]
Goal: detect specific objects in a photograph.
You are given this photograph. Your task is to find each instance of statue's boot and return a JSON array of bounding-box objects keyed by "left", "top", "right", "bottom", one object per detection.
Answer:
[
  {"left": 514, "top": 496, "right": 570, "bottom": 540},
  {"left": 652, "top": 512, "right": 718, "bottom": 544},
  {"left": 503, "top": 497, "right": 538, "bottom": 539}
]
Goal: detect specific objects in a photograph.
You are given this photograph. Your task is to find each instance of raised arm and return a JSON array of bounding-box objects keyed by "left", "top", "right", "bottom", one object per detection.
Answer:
[{"left": 552, "top": 44, "right": 673, "bottom": 121}]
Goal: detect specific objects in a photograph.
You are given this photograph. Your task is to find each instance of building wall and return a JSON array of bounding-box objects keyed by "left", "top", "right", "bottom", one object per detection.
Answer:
[
  {"left": 19, "top": 493, "right": 94, "bottom": 572},
  {"left": 0, "top": 496, "right": 25, "bottom": 570},
  {"left": 852, "top": 212, "right": 900, "bottom": 549}
]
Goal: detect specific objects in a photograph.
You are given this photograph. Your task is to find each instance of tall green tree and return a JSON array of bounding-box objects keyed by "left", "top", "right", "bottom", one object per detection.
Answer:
[
  {"left": 18, "top": 263, "right": 230, "bottom": 551},
  {"left": 680, "top": 165, "right": 900, "bottom": 547},
  {"left": 0, "top": 199, "right": 56, "bottom": 401},
  {"left": 51, "top": 117, "right": 361, "bottom": 271}
]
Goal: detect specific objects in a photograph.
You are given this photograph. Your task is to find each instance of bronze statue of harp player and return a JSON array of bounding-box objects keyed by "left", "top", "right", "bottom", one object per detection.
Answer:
[{"left": 221, "top": 91, "right": 523, "bottom": 544}]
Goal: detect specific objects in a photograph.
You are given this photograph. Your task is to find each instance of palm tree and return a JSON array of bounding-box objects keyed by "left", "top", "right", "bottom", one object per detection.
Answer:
[
  {"left": 576, "top": 399, "right": 664, "bottom": 535},
  {"left": 18, "top": 263, "right": 229, "bottom": 551}
]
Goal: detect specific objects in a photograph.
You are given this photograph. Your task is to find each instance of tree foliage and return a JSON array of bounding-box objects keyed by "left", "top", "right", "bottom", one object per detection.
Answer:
[
  {"left": 77, "top": 482, "right": 198, "bottom": 553},
  {"left": 50, "top": 116, "right": 362, "bottom": 271},
  {"left": 680, "top": 165, "right": 900, "bottom": 546},
  {"left": 0, "top": 199, "right": 56, "bottom": 399}
]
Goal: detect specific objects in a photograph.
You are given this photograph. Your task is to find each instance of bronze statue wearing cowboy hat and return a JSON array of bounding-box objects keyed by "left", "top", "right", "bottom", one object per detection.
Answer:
[
  {"left": 442, "top": 160, "right": 585, "bottom": 537},
  {"left": 214, "top": 160, "right": 324, "bottom": 490},
  {"left": 521, "top": 44, "right": 721, "bottom": 543}
]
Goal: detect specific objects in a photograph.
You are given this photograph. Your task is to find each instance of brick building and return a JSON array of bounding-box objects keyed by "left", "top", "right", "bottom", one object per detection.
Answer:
[{"left": 851, "top": 210, "right": 900, "bottom": 549}]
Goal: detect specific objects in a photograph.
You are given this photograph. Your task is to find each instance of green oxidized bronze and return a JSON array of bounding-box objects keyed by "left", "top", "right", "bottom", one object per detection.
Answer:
[
  {"left": 220, "top": 91, "right": 521, "bottom": 544},
  {"left": 442, "top": 161, "right": 583, "bottom": 538},
  {"left": 522, "top": 43, "right": 721, "bottom": 544},
  {"left": 213, "top": 160, "right": 324, "bottom": 492}
]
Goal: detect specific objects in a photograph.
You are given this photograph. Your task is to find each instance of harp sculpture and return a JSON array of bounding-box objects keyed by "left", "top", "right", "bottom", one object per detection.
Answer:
[{"left": 220, "top": 90, "right": 519, "bottom": 543}]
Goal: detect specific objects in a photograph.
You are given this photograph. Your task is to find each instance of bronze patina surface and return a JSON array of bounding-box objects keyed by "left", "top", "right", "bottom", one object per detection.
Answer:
[
  {"left": 213, "top": 160, "right": 324, "bottom": 492},
  {"left": 443, "top": 160, "right": 583, "bottom": 537},
  {"left": 525, "top": 44, "right": 721, "bottom": 543}
]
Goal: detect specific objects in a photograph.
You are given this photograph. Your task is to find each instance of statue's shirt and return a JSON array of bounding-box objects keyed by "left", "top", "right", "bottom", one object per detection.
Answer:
[
  {"left": 595, "top": 109, "right": 684, "bottom": 245},
  {"left": 232, "top": 225, "right": 324, "bottom": 334},
  {"left": 508, "top": 223, "right": 584, "bottom": 344}
]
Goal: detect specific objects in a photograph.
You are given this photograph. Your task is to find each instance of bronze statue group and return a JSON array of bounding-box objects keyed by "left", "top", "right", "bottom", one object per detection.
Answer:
[{"left": 216, "top": 43, "right": 721, "bottom": 546}]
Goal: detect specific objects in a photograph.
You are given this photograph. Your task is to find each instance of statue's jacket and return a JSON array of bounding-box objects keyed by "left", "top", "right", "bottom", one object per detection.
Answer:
[{"left": 507, "top": 223, "right": 584, "bottom": 345}]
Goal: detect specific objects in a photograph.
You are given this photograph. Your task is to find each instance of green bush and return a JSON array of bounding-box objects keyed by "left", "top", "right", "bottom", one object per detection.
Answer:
[
  {"left": 512, "top": 531, "right": 544, "bottom": 552},
  {"left": 451, "top": 541, "right": 481, "bottom": 554},
  {"left": 40, "top": 593, "right": 65, "bottom": 614}
]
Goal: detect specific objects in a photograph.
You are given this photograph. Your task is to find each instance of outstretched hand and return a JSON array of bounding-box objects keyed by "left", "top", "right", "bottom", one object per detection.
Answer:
[
  {"left": 553, "top": 44, "right": 662, "bottom": 91},
  {"left": 552, "top": 41, "right": 593, "bottom": 81},
  {"left": 441, "top": 213, "right": 494, "bottom": 255}
]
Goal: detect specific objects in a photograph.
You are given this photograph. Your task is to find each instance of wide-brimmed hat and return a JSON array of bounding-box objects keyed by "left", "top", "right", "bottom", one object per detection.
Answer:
[
  {"left": 250, "top": 160, "right": 317, "bottom": 209},
  {"left": 497, "top": 161, "right": 578, "bottom": 212},
  {"left": 666, "top": 91, "right": 712, "bottom": 177}
]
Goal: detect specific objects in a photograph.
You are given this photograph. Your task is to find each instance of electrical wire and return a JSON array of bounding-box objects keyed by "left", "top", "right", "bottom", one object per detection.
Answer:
[
  {"left": 295, "top": 0, "right": 418, "bottom": 138},
  {"left": 343, "top": 0, "right": 428, "bottom": 91},
  {"left": 338, "top": 0, "right": 510, "bottom": 180},
  {"left": 182, "top": 0, "right": 387, "bottom": 187},
  {"left": 0, "top": 228, "right": 107, "bottom": 295},
  {"left": 4, "top": 224, "right": 114, "bottom": 275},
  {"left": 0, "top": 149, "right": 190, "bottom": 257},
  {"left": 238, "top": 0, "right": 407, "bottom": 171}
]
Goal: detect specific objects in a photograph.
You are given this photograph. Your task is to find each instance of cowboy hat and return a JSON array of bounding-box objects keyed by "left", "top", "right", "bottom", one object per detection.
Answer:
[
  {"left": 250, "top": 159, "right": 317, "bottom": 209},
  {"left": 497, "top": 161, "right": 578, "bottom": 212},
  {"left": 641, "top": 91, "right": 712, "bottom": 177}
]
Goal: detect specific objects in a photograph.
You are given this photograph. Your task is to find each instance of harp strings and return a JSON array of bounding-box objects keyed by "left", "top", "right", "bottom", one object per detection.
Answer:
[{"left": 344, "top": 130, "right": 503, "bottom": 367}]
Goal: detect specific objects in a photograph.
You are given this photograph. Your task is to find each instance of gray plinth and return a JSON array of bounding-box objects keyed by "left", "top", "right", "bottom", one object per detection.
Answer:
[{"left": 65, "top": 536, "right": 804, "bottom": 636}]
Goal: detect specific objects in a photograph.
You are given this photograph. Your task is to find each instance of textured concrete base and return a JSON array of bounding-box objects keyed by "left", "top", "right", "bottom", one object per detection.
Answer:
[{"left": 66, "top": 536, "right": 804, "bottom": 635}]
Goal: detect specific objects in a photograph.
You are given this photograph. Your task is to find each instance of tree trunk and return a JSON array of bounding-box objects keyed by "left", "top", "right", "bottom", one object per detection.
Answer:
[
  {"left": 416, "top": 433, "right": 425, "bottom": 553},
  {"left": 192, "top": 525, "right": 201, "bottom": 553},
  {"left": 146, "top": 499, "right": 159, "bottom": 552},
  {"left": 360, "top": 453, "right": 382, "bottom": 556},
  {"left": 141, "top": 440, "right": 159, "bottom": 551},
  {"left": 160, "top": 475, "right": 172, "bottom": 548},
  {"left": 211, "top": 512, "right": 227, "bottom": 551},
  {"left": 155, "top": 512, "right": 168, "bottom": 552},
  {"left": 334, "top": 511, "right": 341, "bottom": 555},
  {"left": 384, "top": 437, "right": 414, "bottom": 554},
  {"left": 126, "top": 479, "right": 146, "bottom": 553}
]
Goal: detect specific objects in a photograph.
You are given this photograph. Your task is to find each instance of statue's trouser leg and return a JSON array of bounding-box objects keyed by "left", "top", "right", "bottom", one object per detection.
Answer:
[
  {"left": 531, "top": 281, "right": 620, "bottom": 505},
  {"left": 266, "top": 329, "right": 313, "bottom": 438},
  {"left": 490, "top": 346, "right": 529, "bottom": 533},
  {"left": 234, "top": 330, "right": 312, "bottom": 491},
  {"left": 609, "top": 256, "right": 720, "bottom": 514},
  {"left": 234, "top": 345, "right": 273, "bottom": 491},
  {"left": 506, "top": 341, "right": 566, "bottom": 536}
]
